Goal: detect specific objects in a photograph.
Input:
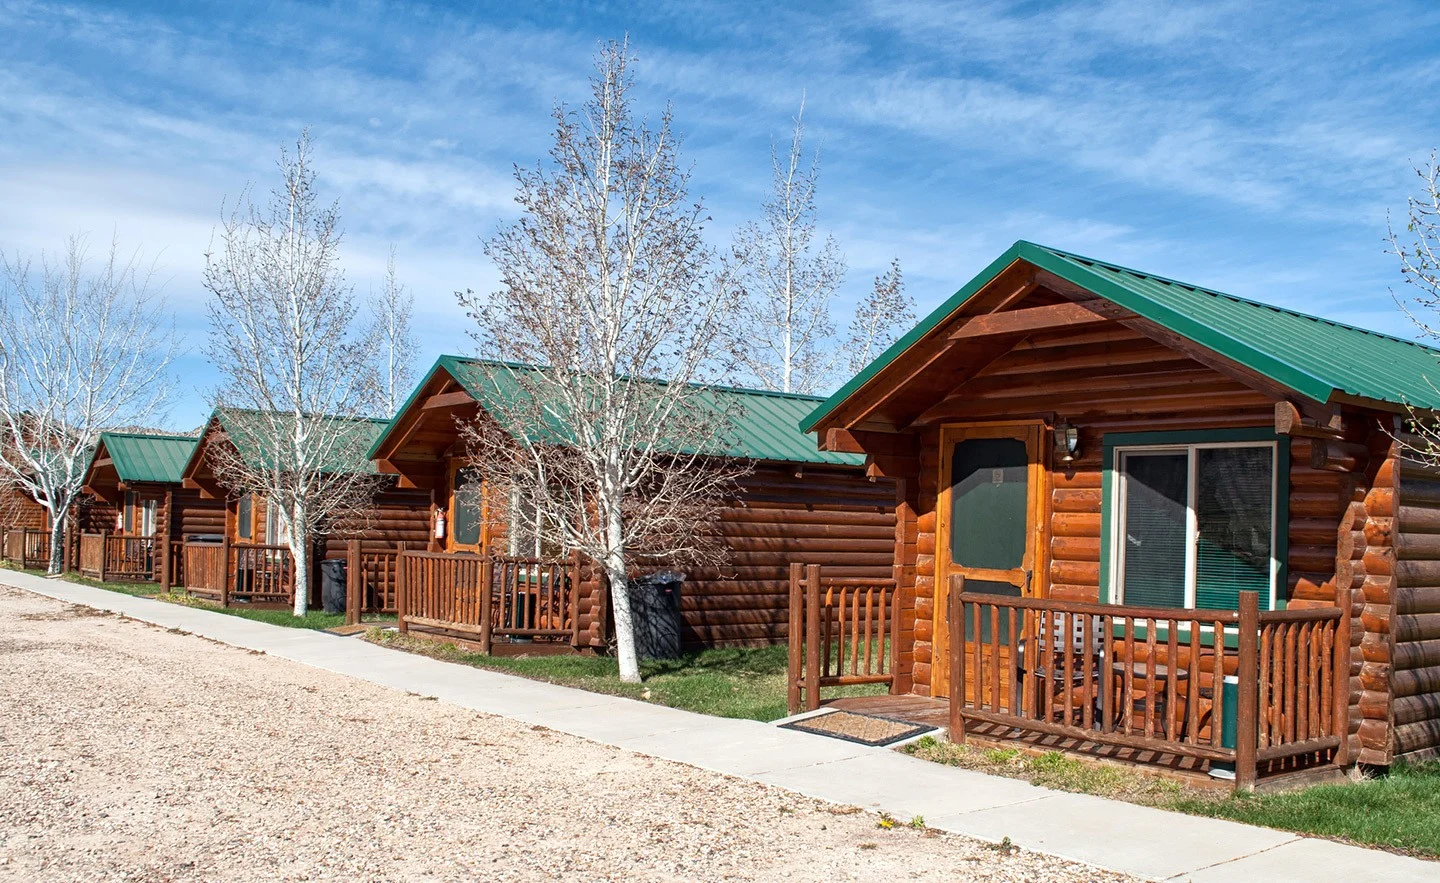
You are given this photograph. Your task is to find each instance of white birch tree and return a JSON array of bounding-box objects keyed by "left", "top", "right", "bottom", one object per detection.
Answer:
[
  {"left": 458, "top": 40, "right": 747, "bottom": 683},
  {"left": 203, "top": 131, "right": 383, "bottom": 616},
  {"left": 370, "top": 246, "right": 417, "bottom": 416},
  {"left": 845, "top": 258, "right": 915, "bottom": 376},
  {"left": 727, "top": 98, "right": 846, "bottom": 394},
  {"left": 0, "top": 235, "right": 177, "bottom": 573}
]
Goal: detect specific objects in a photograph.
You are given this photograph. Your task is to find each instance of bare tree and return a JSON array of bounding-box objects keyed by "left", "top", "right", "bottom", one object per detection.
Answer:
[
  {"left": 846, "top": 258, "right": 915, "bottom": 376},
  {"left": 203, "top": 132, "right": 383, "bottom": 616},
  {"left": 0, "top": 235, "right": 176, "bottom": 573},
  {"left": 727, "top": 98, "right": 846, "bottom": 394},
  {"left": 458, "top": 41, "right": 747, "bottom": 683},
  {"left": 370, "top": 246, "right": 417, "bottom": 416}
]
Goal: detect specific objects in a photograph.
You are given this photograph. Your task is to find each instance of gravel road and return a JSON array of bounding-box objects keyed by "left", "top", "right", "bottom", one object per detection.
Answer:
[{"left": 0, "top": 585, "right": 1129, "bottom": 881}]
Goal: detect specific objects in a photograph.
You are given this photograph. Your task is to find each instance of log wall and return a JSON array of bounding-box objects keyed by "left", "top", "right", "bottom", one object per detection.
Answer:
[
  {"left": 1392, "top": 438, "right": 1440, "bottom": 762},
  {"left": 677, "top": 463, "right": 895, "bottom": 648}
]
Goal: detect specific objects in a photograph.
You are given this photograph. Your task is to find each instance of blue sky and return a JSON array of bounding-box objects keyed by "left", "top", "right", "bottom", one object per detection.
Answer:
[{"left": 3, "top": 0, "right": 1439, "bottom": 430}]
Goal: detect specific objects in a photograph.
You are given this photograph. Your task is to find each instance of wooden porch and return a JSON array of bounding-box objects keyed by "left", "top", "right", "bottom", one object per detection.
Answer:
[
  {"left": 2, "top": 527, "right": 51, "bottom": 570},
  {"left": 787, "top": 564, "right": 1349, "bottom": 791},
  {"left": 348, "top": 546, "right": 591, "bottom": 654}
]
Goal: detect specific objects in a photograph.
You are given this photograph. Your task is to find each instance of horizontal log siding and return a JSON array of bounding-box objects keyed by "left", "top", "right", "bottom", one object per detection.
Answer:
[
  {"left": 1392, "top": 444, "right": 1440, "bottom": 762},
  {"left": 1, "top": 488, "right": 47, "bottom": 530},
  {"left": 677, "top": 464, "right": 895, "bottom": 649},
  {"left": 171, "top": 489, "right": 226, "bottom": 539}
]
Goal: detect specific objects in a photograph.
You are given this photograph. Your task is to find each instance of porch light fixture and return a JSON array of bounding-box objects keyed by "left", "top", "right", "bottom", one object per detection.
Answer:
[{"left": 1053, "top": 422, "right": 1080, "bottom": 463}]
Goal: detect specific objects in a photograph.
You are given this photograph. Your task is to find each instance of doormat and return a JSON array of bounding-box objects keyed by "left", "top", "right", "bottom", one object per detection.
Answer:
[
  {"left": 323, "top": 623, "right": 374, "bottom": 637},
  {"left": 780, "top": 711, "right": 935, "bottom": 747}
]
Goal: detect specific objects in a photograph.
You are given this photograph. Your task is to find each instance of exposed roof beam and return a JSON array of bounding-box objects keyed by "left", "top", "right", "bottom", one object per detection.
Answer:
[
  {"left": 421, "top": 390, "right": 475, "bottom": 410},
  {"left": 948, "top": 301, "right": 1108, "bottom": 340}
]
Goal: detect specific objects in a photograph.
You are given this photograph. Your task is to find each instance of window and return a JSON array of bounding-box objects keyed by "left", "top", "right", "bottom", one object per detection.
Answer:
[
  {"left": 451, "top": 467, "right": 483, "bottom": 549},
  {"left": 508, "top": 486, "right": 565, "bottom": 559},
  {"left": 237, "top": 494, "right": 253, "bottom": 540},
  {"left": 137, "top": 496, "right": 157, "bottom": 537},
  {"left": 265, "top": 503, "right": 290, "bottom": 546},
  {"left": 1112, "top": 441, "right": 1277, "bottom": 612}
]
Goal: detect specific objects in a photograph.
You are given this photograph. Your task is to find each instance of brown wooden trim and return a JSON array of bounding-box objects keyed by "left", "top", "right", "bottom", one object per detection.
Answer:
[
  {"left": 948, "top": 301, "right": 1108, "bottom": 340},
  {"left": 933, "top": 420, "right": 1048, "bottom": 698},
  {"left": 421, "top": 389, "right": 475, "bottom": 410}
]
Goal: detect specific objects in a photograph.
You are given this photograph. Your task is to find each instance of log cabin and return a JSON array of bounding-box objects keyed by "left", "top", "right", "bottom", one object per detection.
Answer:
[
  {"left": 367, "top": 355, "right": 896, "bottom": 652},
  {"left": 796, "top": 240, "right": 1440, "bottom": 788},
  {"left": 177, "top": 409, "right": 430, "bottom": 608},
  {"left": 78, "top": 431, "right": 204, "bottom": 584},
  {"left": 0, "top": 484, "right": 52, "bottom": 570}
]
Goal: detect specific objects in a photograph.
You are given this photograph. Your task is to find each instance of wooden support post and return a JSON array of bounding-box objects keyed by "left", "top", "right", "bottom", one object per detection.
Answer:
[
  {"left": 62, "top": 519, "right": 75, "bottom": 574},
  {"left": 479, "top": 557, "right": 493, "bottom": 655},
  {"left": 1334, "top": 595, "right": 1351, "bottom": 769},
  {"left": 396, "top": 545, "right": 408, "bottom": 634},
  {"left": 567, "top": 552, "right": 581, "bottom": 650},
  {"left": 804, "top": 564, "right": 821, "bottom": 712},
  {"left": 890, "top": 563, "right": 903, "bottom": 694},
  {"left": 949, "top": 574, "right": 967, "bottom": 744},
  {"left": 1236, "top": 591, "right": 1260, "bottom": 792},
  {"left": 219, "top": 533, "right": 231, "bottom": 608},
  {"left": 158, "top": 489, "right": 172, "bottom": 589},
  {"left": 787, "top": 562, "right": 803, "bottom": 715},
  {"left": 97, "top": 529, "right": 108, "bottom": 583},
  {"left": 345, "top": 539, "right": 362, "bottom": 625}
]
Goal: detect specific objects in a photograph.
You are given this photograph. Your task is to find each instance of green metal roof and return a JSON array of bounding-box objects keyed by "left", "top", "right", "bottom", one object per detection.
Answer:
[
  {"left": 804, "top": 240, "right": 1440, "bottom": 431},
  {"left": 373, "top": 355, "right": 866, "bottom": 467},
  {"left": 97, "top": 432, "right": 197, "bottom": 484},
  {"left": 193, "top": 409, "right": 390, "bottom": 476}
]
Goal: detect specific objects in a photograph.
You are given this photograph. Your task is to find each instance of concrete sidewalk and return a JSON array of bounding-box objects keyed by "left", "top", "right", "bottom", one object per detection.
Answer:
[{"left": 4, "top": 570, "right": 1427, "bottom": 882}]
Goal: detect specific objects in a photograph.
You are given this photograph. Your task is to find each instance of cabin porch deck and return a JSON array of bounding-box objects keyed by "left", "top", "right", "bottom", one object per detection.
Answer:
[{"left": 820, "top": 694, "right": 1347, "bottom": 791}]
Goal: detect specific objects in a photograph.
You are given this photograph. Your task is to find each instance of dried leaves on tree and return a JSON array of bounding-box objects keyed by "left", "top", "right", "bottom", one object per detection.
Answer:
[
  {"left": 0, "top": 235, "right": 176, "bottom": 572},
  {"left": 726, "top": 99, "right": 846, "bottom": 395},
  {"left": 457, "top": 40, "right": 748, "bottom": 682},
  {"left": 202, "top": 131, "right": 384, "bottom": 614}
]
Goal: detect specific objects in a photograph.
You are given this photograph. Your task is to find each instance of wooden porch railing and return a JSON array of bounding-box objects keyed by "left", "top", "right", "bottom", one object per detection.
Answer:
[
  {"left": 344, "top": 541, "right": 403, "bottom": 622},
  {"left": 948, "top": 577, "right": 1347, "bottom": 792},
  {"left": 229, "top": 543, "right": 295, "bottom": 604},
  {"left": 4, "top": 528, "right": 51, "bottom": 570},
  {"left": 395, "top": 550, "right": 582, "bottom": 653},
  {"left": 180, "top": 540, "right": 295, "bottom": 607},
  {"left": 787, "top": 563, "right": 900, "bottom": 714},
  {"left": 182, "top": 542, "right": 227, "bottom": 599},
  {"left": 78, "top": 532, "right": 156, "bottom": 582}
]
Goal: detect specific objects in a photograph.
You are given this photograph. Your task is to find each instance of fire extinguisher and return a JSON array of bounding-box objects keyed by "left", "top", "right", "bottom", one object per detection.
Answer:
[{"left": 434, "top": 512, "right": 446, "bottom": 540}]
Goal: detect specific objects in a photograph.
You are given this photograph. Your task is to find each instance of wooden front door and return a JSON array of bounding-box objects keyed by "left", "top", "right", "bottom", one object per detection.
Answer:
[{"left": 934, "top": 422, "right": 1045, "bottom": 698}]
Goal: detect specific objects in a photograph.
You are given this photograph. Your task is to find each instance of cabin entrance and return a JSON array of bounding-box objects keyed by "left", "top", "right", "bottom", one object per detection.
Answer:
[{"left": 934, "top": 422, "right": 1045, "bottom": 699}]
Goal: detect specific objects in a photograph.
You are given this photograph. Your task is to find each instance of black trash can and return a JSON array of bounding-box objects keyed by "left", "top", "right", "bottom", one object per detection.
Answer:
[
  {"left": 628, "top": 571, "right": 685, "bottom": 660},
  {"left": 320, "top": 558, "right": 348, "bottom": 614}
]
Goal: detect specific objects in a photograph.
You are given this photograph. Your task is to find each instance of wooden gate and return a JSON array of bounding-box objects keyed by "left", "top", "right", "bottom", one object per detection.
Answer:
[{"left": 787, "top": 563, "right": 900, "bottom": 713}]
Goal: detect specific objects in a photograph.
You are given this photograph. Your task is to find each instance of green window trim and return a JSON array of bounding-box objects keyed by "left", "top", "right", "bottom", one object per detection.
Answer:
[{"left": 1099, "top": 427, "right": 1289, "bottom": 613}]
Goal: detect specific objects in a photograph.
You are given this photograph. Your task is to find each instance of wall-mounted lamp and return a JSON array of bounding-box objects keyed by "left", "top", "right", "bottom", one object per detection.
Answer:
[{"left": 1053, "top": 421, "right": 1080, "bottom": 463}]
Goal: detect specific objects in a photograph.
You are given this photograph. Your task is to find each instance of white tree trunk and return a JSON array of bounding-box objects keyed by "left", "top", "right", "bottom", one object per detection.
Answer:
[
  {"left": 609, "top": 559, "right": 640, "bottom": 683},
  {"left": 605, "top": 500, "right": 640, "bottom": 683},
  {"left": 46, "top": 504, "right": 67, "bottom": 575},
  {"left": 291, "top": 522, "right": 309, "bottom": 617}
]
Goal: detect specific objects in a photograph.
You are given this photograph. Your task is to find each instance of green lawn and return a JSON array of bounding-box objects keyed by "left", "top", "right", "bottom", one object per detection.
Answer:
[
  {"left": 150, "top": 592, "right": 396, "bottom": 630},
  {"left": 1173, "top": 763, "right": 1440, "bottom": 858},
  {"left": 63, "top": 573, "right": 166, "bottom": 597},
  {"left": 904, "top": 737, "right": 1440, "bottom": 859},
  {"left": 366, "top": 630, "right": 885, "bottom": 721}
]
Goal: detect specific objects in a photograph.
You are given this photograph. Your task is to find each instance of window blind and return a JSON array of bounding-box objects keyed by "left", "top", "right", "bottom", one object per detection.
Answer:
[
  {"left": 1119, "top": 452, "right": 1188, "bottom": 608},
  {"left": 1195, "top": 447, "right": 1273, "bottom": 611},
  {"left": 452, "top": 469, "right": 482, "bottom": 547}
]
